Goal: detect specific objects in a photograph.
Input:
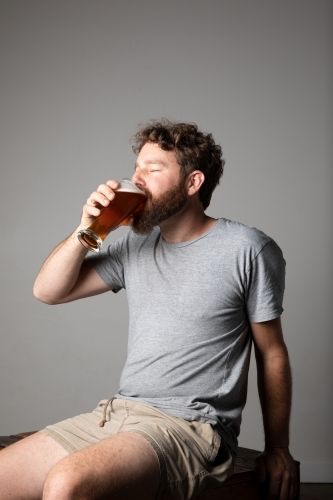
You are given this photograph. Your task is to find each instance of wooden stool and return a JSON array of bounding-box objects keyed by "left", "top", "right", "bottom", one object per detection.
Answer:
[{"left": 1, "top": 433, "right": 300, "bottom": 499}]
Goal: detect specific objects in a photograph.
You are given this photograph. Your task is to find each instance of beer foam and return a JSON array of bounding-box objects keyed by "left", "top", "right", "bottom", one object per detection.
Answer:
[
  {"left": 116, "top": 180, "right": 145, "bottom": 195},
  {"left": 116, "top": 186, "right": 144, "bottom": 193}
]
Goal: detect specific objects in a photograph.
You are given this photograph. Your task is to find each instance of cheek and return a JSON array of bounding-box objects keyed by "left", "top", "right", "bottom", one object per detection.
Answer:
[
  {"left": 154, "top": 175, "right": 178, "bottom": 193},
  {"left": 146, "top": 181, "right": 165, "bottom": 198},
  {"left": 146, "top": 172, "right": 181, "bottom": 199}
]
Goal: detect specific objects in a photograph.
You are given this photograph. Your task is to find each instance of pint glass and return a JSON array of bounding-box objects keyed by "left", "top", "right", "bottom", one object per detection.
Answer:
[{"left": 77, "top": 179, "right": 146, "bottom": 252}]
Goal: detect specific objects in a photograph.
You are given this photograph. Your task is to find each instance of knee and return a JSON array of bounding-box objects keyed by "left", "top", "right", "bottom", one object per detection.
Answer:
[{"left": 43, "top": 466, "right": 84, "bottom": 500}]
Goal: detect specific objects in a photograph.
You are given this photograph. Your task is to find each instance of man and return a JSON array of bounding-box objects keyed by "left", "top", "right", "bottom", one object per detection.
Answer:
[{"left": 0, "top": 120, "right": 297, "bottom": 500}]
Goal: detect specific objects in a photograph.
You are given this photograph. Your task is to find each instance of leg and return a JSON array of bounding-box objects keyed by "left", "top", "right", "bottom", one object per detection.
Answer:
[
  {"left": 43, "top": 432, "right": 160, "bottom": 500},
  {"left": 0, "top": 431, "right": 68, "bottom": 500}
]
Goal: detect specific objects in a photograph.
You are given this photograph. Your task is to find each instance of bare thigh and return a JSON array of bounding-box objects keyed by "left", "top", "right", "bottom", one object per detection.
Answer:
[
  {"left": 0, "top": 431, "right": 68, "bottom": 500},
  {"left": 43, "top": 432, "right": 160, "bottom": 500}
]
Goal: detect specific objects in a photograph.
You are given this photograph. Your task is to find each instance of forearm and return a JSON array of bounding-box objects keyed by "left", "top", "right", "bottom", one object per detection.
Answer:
[
  {"left": 255, "top": 344, "right": 292, "bottom": 450},
  {"left": 251, "top": 319, "right": 296, "bottom": 499},
  {"left": 33, "top": 226, "right": 88, "bottom": 304},
  {"left": 34, "top": 180, "right": 121, "bottom": 304}
]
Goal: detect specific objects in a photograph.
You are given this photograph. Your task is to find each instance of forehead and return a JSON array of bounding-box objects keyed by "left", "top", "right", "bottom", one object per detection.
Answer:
[{"left": 136, "top": 142, "right": 179, "bottom": 169}]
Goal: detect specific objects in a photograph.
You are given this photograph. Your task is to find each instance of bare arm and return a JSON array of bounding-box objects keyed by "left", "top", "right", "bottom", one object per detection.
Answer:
[
  {"left": 251, "top": 317, "right": 297, "bottom": 500},
  {"left": 33, "top": 180, "right": 120, "bottom": 304}
]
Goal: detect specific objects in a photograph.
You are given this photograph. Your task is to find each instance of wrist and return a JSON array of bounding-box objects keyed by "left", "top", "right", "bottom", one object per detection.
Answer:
[
  {"left": 66, "top": 227, "right": 90, "bottom": 254},
  {"left": 264, "top": 444, "right": 290, "bottom": 453}
]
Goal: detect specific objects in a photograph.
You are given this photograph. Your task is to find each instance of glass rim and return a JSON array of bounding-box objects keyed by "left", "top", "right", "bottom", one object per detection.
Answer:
[{"left": 116, "top": 178, "right": 146, "bottom": 196}]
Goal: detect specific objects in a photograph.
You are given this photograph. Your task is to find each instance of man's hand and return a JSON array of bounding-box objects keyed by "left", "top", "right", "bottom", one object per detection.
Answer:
[
  {"left": 33, "top": 180, "right": 120, "bottom": 304},
  {"left": 80, "top": 180, "right": 120, "bottom": 229},
  {"left": 255, "top": 447, "right": 297, "bottom": 499}
]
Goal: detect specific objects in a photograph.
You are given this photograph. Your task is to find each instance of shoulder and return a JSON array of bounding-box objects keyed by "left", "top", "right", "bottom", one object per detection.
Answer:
[
  {"left": 215, "top": 218, "right": 271, "bottom": 250},
  {"left": 212, "top": 219, "right": 285, "bottom": 269}
]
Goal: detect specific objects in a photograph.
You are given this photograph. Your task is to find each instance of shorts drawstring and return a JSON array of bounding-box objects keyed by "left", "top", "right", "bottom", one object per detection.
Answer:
[{"left": 99, "top": 397, "right": 116, "bottom": 427}]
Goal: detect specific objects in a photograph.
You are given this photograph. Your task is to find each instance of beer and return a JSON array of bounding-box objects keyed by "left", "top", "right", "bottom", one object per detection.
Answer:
[{"left": 77, "top": 179, "right": 146, "bottom": 252}]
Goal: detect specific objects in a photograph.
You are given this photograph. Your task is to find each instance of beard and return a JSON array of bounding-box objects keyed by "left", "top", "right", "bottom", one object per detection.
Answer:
[{"left": 131, "top": 179, "right": 188, "bottom": 235}]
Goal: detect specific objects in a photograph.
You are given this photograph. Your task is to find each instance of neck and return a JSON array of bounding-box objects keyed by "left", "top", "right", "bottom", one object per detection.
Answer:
[{"left": 159, "top": 202, "right": 217, "bottom": 243}]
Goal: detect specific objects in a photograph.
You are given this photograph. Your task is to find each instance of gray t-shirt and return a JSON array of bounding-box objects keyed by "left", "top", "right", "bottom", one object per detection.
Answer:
[{"left": 89, "top": 218, "right": 285, "bottom": 452}]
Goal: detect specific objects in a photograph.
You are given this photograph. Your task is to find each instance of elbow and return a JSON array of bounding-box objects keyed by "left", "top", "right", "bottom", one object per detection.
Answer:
[{"left": 33, "top": 282, "right": 58, "bottom": 305}]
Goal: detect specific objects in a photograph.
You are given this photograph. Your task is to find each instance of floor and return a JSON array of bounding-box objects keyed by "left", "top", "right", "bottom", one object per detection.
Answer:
[{"left": 300, "top": 484, "right": 333, "bottom": 499}]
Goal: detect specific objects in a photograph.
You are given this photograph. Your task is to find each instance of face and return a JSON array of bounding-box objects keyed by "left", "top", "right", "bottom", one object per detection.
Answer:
[{"left": 130, "top": 142, "right": 188, "bottom": 234}]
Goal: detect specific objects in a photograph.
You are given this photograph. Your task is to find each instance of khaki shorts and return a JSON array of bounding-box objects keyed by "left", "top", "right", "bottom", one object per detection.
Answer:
[{"left": 42, "top": 398, "right": 234, "bottom": 500}]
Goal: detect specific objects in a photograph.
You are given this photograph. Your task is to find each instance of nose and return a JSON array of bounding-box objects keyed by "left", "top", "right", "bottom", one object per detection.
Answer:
[{"left": 131, "top": 168, "right": 145, "bottom": 187}]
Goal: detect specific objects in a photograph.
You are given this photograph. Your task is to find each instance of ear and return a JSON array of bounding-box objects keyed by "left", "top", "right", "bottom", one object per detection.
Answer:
[{"left": 187, "top": 170, "right": 205, "bottom": 196}]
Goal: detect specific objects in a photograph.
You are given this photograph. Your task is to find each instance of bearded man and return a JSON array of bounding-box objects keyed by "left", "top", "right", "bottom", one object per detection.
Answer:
[{"left": 0, "top": 119, "right": 297, "bottom": 500}]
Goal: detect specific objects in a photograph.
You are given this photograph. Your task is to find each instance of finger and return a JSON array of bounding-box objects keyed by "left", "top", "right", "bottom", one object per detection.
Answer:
[
  {"left": 289, "top": 470, "right": 298, "bottom": 499},
  {"left": 267, "top": 476, "right": 282, "bottom": 500},
  {"left": 82, "top": 203, "right": 101, "bottom": 218},
  {"left": 279, "top": 471, "right": 291, "bottom": 500},
  {"left": 88, "top": 191, "right": 111, "bottom": 208},
  {"left": 95, "top": 184, "right": 117, "bottom": 201},
  {"left": 254, "top": 455, "right": 267, "bottom": 483},
  {"left": 106, "top": 180, "right": 120, "bottom": 191}
]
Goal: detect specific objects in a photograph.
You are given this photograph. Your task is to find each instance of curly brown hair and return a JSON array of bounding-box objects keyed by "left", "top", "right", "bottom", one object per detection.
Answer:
[{"left": 131, "top": 118, "right": 225, "bottom": 210}]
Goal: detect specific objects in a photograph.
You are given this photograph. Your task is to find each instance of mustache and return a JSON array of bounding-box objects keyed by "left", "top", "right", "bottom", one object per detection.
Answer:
[{"left": 135, "top": 184, "right": 152, "bottom": 201}]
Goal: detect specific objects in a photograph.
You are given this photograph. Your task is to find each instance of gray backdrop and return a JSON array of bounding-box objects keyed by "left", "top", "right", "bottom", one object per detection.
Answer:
[{"left": 1, "top": 0, "right": 332, "bottom": 482}]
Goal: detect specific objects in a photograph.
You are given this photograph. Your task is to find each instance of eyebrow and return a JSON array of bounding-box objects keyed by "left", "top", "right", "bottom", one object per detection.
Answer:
[{"left": 134, "top": 159, "right": 169, "bottom": 170}]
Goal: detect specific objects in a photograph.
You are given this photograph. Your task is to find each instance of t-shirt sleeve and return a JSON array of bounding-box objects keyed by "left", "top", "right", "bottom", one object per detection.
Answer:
[
  {"left": 87, "top": 237, "right": 126, "bottom": 293},
  {"left": 245, "top": 239, "right": 286, "bottom": 323}
]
